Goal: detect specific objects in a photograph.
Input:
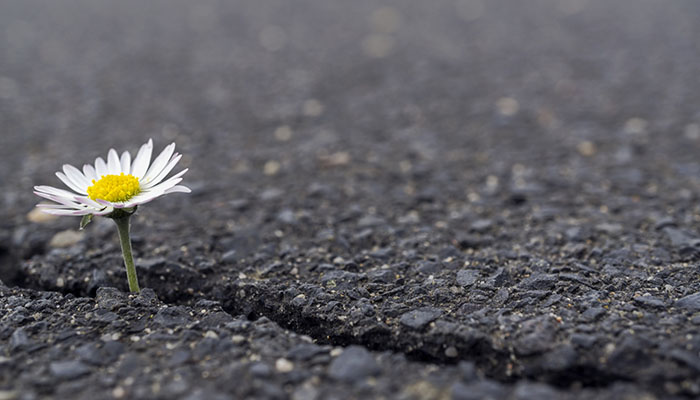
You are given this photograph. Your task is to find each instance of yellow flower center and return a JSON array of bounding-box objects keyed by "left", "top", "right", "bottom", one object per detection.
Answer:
[{"left": 87, "top": 173, "right": 141, "bottom": 203}]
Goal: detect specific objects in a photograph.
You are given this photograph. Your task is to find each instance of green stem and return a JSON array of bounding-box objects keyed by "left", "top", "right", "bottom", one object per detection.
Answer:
[{"left": 113, "top": 215, "right": 140, "bottom": 292}]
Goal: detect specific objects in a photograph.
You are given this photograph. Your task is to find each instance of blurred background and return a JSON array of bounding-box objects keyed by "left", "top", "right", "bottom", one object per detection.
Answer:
[{"left": 2, "top": 0, "right": 700, "bottom": 227}]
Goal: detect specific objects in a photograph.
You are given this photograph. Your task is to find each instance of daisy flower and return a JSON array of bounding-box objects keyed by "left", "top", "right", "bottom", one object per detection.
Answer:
[
  {"left": 33, "top": 139, "right": 191, "bottom": 292},
  {"left": 33, "top": 138, "right": 190, "bottom": 216}
]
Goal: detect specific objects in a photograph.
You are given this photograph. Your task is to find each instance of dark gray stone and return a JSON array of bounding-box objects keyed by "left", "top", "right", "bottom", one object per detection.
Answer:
[
  {"left": 470, "top": 219, "right": 493, "bottom": 233},
  {"left": 520, "top": 274, "right": 557, "bottom": 291},
  {"left": 95, "top": 287, "right": 127, "bottom": 311},
  {"left": 514, "top": 316, "right": 556, "bottom": 356},
  {"left": 369, "top": 247, "right": 394, "bottom": 260},
  {"left": 182, "top": 389, "right": 233, "bottom": 400},
  {"left": 399, "top": 307, "right": 443, "bottom": 330},
  {"left": 168, "top": 349, "right": 191, "bottom": 367},
  {"left": 277, "top": 209, "right": 297, "bottom": 224},
  {"left": 93, "top": 310, "right": 119, "bottom": 323},
  {"left": 571, "top": 333, "right": 598, "bottom": 349},
  {"left": 200, "top": 311, "right": 235, "bottom": 328},
  {"left": 457, "top": 234, "right": 492, "bottom": 249},
  {"left": 451, "top": 380, "right": 507, "bottom": 400},
  {"left": 137, "top": 257, "right": 167, "bottom": 270},
  {"left": 669, "top": 349, "right": 700, "bottom": 373},
  {"left": 457, "top": 361, "right": 478, "bottom": 382},
  {"left": 221, "top": 249, "right": 240, "bottom": 263},
  {"left": 483, "top": 268, "right": 511, "bottom": 289},
  {"left": 664, "top": 227, "right": 700, "bottom": 248},
  {"left": 456, "top": 269, "right": 479, "bottom": 287},
  {"left": 86, "top": 268, "right": 108, "bottom": 296},
  {"left": 541, "top": 344, "right": 578, "bottom": 371},
  {"left": 101, "top": 341, "right": 126, "bottom": 364},
  {"left": 368, "top": 269, "right": 396, "bottom": 284},
  {"left": 49, "top": 360, "right": 91, "bottom": 380},
  {"left": 417, "top": 260, "right": 441, "bottom": 274},
  {"left": 513, "top": 382, "right": 558, "bottom": 400},
  {"left": 581, "top": 307, "right": 606, "bottom": 322},
  {"left": 357, "top": 215, "right": 385, "bottom": 228},
  {"left": 565, "top": 226, "right": 583, "bottom": 241},
  {"left": 249, "top": 362, "right": 272, "bottom": 377},
  {"left": 596, "top": 223, "right": 622, "bottom": 235},
  {"left": 9, "top": 328, "right": 31, "bottom": 353},
  {"left": 287, "top": 343, "right": 327, "bottom": 361},
  {"left": 633, "top": 296, "right": 666, "bottom": 309},
  {"left": 153, "top": 306, "right": 191, "bottom": 328},
  {"left": 321, "top": 270, "right": 363, "bottom": 290},
  {"left": 676, "top": 292, "right": 700, "bottom": 311},
  {"left": 328, "top": 346, "right": 380, "bottom": 382},
  {"left": 259, "top": 188, "right": 283, "bottom": 201},
  {"left": 664, "top": 227, "right": 700, "bottom": 258},
  {"left": 607, "top": 336, "right": 653, "bottom": 376},
  {"left": 75, "top": 343, "right": 103, "bottom": 365}
]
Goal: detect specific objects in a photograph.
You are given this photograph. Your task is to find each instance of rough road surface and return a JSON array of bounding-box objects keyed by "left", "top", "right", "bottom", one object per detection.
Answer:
[{"left": 2, "top": 0, "right": 700, "bottom": 399}]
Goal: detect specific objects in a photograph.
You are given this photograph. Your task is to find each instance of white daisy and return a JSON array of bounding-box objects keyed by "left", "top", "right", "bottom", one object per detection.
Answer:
[{"left": 34, "top": 139, "right": 190, "bottom": 216}]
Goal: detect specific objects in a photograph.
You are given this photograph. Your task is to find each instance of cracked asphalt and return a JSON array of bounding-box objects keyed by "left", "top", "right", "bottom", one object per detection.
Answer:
[{"left": 2, "top": 0, "right": 700, "bottom": 399}]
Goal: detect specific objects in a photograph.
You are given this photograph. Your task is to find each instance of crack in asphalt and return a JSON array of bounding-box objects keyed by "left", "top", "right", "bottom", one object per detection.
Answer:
[{"left": 7, "top": 258, "right": 634, "bottom": 392}]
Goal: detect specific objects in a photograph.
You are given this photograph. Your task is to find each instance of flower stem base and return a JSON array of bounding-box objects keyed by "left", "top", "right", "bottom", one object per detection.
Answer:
[{"left": 113, "top": 215, "right": 140, "bottom": 293}]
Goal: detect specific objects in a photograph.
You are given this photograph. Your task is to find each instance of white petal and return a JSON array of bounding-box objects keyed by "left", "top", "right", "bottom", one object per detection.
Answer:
[
  {"left": 34, "top": 185, "right": 81, "bottom": 199},
  {"left": 75, "top": 200, "right": 113, "bottom": 215},
  {"left": 141, "top": 142, "right": 175, "bottom": 185},
  {"left": 83, "top": 164, "right": 97, "bottom": 182},
  {"left": 34, "top": 191, "right": 81, "bottom": 207},
  {"left": 126, "top": 190, "right": 157, "bottom": 203},
  {"left": 131, "top": 139, "right": 153, "bottom": 179},
  {"left": 63, "top": 164, "right": 90, "bottom": 191},
  {"left": 56, "top": 171, "right": 87, "bottom": 195},
  {"left": 120, "top": 151, "right": 131, "bottom": 174},
  {"left": 145, "top": 177, "right": 181, "bottom": 194},
  {"left": 124, "top": 191, "right": 165, "bottom": 207},
  {"left": 94, "top": 207, "right": 115, "bottom": 216},
  {"left": 74, "top": 196, "right": 105, "bottom": 209},
  {"left": 93, "top": 199, "right": 131, "bottom": 210},
  {"left": 157, "top": 169, "right": 188, "bottom": 186},
  {"left": 36, "top": 203, "right": 78, "bottom": 209},
  {"left": 59, "top": 168, "right": 88, "bottom": 194},
  {"left": 95, "top": 157, "right": 108, "bottom": 178},
  {"left": 142, "top": 154, "right": 182, "bottom": 188},
  {"left": 95, "top": 198, "right": 116, "bottom": 208},
  {"left": 44, "top": 208, "right": 91, "bottom": 216},
  {"left": 158, "top": 168, "right": 188, "bottom": 183},
  {"left": 165, "top": 185, "right": 191, "bottom": 194},
  {"left": 107, "top": 149, "right": 121, "bottom": 174},
  {"left": 93, "top": 207, "right": 114, "bottom": 215}
]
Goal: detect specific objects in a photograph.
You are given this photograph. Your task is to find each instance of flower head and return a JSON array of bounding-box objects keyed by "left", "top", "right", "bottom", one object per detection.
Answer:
[{"left": 34, "top": 139, "right": 190, "bottom": 217}]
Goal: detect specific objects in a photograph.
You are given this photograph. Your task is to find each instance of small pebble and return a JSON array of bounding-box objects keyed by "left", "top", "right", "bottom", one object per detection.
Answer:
[
  {"left": 496, "top": 97, "right": 519, "bottom": 117},
  {"left": 264, "top": 160, "right": 281, "bottom": 176},
  {"left": 624, "top": 117, "right": 648, "bottom": 135},
  {"left": 577, "top": 140, "right": 596, "bottom": 157},
  {"left": 274, "top": 125, "right": 293, "bottom": 141},
  {"left": 275, "top": 358, "right": 294, "bottom": 373},
  {"left": 302, "top": 99, "right": 324, "bottom": 117},
  {"left": 27, "top": 208, "right": 57, "bottom": 223},
  {"left": 49, "top": 230, "right": 84, "bottom": 248},
  {"left": 444, "top": 346, "right": 458, "bottom": 358}
]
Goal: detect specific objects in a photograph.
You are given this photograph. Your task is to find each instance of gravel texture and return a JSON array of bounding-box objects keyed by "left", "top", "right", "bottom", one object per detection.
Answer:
[{"left": 2, "top": 0, "right": 700, "bottom": 399}]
